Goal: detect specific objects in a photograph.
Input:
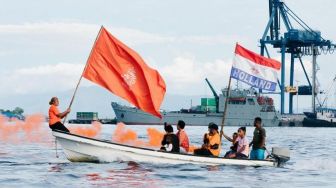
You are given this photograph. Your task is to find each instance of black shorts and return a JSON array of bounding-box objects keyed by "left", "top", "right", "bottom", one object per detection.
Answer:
[
  {"left": 194, "top": 148, "right": 213, "bottom": 156},
  {"left": 235, "top": 152, "right": 248, "bottom": 159},
  {"left": 49, "top": 122, "right": 70, "bottom": 133}
]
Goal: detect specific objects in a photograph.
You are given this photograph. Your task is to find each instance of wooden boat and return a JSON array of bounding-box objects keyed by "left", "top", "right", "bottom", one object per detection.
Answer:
[{"left": 53, "top": 130, "right": 290, "bottom": 167}]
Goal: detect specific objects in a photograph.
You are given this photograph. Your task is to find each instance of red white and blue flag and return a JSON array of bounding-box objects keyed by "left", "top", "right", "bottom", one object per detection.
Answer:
[{"left": 231, "top": 44, "right": 281, "bottom": 91}]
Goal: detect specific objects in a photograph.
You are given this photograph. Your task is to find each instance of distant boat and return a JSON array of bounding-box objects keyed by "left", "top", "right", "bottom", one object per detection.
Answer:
[
  {"left": 112, "top": 87, "right": 281, "bottom": 126},
  {"left": 302, "top": 108, "right": 336, "bottom": 127},
  {"left": 53, "top": 130, "right": 290, "bottom": 167}
]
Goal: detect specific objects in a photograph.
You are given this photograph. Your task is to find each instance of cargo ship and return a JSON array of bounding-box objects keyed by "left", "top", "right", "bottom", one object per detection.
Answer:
[{"left": 112, "top": 79, "right": 280, "bottom": 126}]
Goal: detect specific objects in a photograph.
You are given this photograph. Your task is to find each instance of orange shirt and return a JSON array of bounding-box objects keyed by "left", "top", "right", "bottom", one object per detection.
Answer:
[
  {"left": 49, "top": 105, "right": 61, "bottom": 125},
  {"left": 206, "top": 132, "right": 221, "bottom": 156}
]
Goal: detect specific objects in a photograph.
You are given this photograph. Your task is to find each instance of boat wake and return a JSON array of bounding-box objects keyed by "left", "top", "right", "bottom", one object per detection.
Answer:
[{"left": 292, "top": 158, "right": 336, "bottom": 172}]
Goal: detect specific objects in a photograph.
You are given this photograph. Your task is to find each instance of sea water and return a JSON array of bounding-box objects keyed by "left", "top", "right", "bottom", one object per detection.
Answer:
[{"left": 1, "top": 124, "right": 336, "bottom": 187}]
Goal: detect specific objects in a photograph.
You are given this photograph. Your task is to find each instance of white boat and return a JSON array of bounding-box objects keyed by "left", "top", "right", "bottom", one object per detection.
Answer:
[{"left": 53, "top": 130, "right": 290, "bottom": 167}]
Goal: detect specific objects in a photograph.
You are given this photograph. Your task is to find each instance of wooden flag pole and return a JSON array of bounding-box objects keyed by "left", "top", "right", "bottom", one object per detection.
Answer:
[
  {"left": 219, "top": 76, "right": 232, "bottom": 141},
  {"left": 62, "top": 26, "right": 104, "bottom": 124}
]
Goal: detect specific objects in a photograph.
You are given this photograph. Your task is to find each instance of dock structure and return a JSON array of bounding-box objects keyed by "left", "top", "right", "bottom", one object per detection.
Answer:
[
  {"left": 68, "top": 112, "right": 98, "bottom": 124},
  {"left": 260, "top": 0, "right": 336, "bottom": 114}
]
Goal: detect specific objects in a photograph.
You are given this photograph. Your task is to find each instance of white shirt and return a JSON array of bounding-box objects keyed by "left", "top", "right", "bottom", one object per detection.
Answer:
[{"left": 237, "top": 136, "right": 249, "bottom": 156}]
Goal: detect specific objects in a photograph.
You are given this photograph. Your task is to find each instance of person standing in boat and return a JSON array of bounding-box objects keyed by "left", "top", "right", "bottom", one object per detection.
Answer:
[
  {"left": 228, "top": 127, "right": 249, "bottom": 159},
  {"left": 194, "top": 122, "right": 221, "bottom": 157},
  {"left": 160, "top": 124, "right": 180, "bottom": 153},
  {"left": 222, "top": 132, "right": 239, "bottom": 158},
  {"left": 176, "top": 120, "right": 190, "bottom": 153},
  {"left": 48, "top": 97, "right": 70, "bottom": 132},
  {"left": 249, "top": 117, "right": 266, "bottom": 160}
]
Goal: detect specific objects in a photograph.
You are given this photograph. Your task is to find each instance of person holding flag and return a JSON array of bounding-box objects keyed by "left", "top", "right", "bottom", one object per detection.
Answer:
[
  {"left": 48, "top": 97, "right": 70, "bottom": 132},
  {"left": 220, "top": 43, "right": 280, "bottom": 158},
  {"left": 59, "top": 26, "right": 166, "bottom": 125}
]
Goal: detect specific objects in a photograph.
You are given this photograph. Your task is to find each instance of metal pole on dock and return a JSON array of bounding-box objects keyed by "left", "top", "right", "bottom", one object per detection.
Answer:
[
  {"left": 296, "top": 80, "right": 299, "bottom": 113},
  {"left": 312, "top": 46, "right": 317, "bottom": 113}
]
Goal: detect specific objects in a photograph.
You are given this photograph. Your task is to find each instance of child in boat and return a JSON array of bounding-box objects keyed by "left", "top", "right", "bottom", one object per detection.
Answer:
[
  {"left": 228, "top": 127, "right": 249, "bottom": 159},
  {"left": 176, "top": 120, "right": 190, "bottom": 153},
  {"left": 193, "top": 122, "right": 221, "bottom": 157},
  {"left": 222, "top": 132, "right": 238, "bottom": 158},
  {"left": 160, "top": 124, "right": 180, "bottom": 153},
  {"left": 48, "top": 97, "right": 71, "bottom": 132}
]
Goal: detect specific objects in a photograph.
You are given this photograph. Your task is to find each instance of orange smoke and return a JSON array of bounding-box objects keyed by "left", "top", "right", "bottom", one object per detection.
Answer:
[
  {"left": 69, "top": 121, "right": 102, "bottom": 138},
  {"left": 188, "top": 145, "right": 198, "bottom": 153},
  {"left": 112, "top": 123, "right": 146, "bottom": 146},
  {"left": 146, "top": 128, "right": 164, "bottom": 147},
  {"left": 0, "top": 114, "right": 46, "bottom": 143},
  {"left": 112, "top": 123, "right": 164, "bottom": 148}
]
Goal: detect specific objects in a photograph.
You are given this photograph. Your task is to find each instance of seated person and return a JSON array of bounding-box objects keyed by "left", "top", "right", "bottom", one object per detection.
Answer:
[
  {"left": 228, "top": 127, "right": 249, "bottom": 159},
  {"left": 176, "top": 120, "right": 190, "bottom": 153},
  {"left": 160, "top": 124, "right": 180, "bottom": 153},
  {"left": 222, "top": 132, "right": 238, "bottom": 158},
  {"left": 194, "top": 122, "right": 221, "bottom": 157}
]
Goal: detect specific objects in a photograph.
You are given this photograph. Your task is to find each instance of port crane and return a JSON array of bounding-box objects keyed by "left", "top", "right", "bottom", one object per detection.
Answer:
[
  {"left": 205, "top": 78, "right": 219, "bottom": 113},
  {"left": 260, "top": 0, "right": 336, "bottom": 114}
]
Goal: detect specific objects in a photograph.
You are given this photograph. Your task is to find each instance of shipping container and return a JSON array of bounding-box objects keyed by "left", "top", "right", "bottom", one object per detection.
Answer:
[
  {"left": 76, "top": 112, "right": 98, "bottom": 120},
  {"left": 200, "top": 105, "right": 216, "bottom": 112},
  {"left": 201, "top": 98, "right": 216, "bottom": 106}
]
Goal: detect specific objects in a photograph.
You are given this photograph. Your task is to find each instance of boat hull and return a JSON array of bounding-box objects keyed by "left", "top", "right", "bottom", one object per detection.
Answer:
[
  {"left": 302, "top": 117, "right": 336, "bottom": 127},
  {"left": 53, "top": 131, "right": 279, "bottom": 167}
]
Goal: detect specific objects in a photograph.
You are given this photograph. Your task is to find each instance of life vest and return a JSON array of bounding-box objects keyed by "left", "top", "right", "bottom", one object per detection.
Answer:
[
  {"left": 177, "top": 130, "right": 190, "bottom": 152},
  {"left": 205, "top": 132, "right": 221, "bottom": 156}
]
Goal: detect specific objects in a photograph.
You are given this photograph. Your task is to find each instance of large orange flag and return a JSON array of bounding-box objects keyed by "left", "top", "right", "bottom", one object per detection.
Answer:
[{"left": 83, "top": 27, "right": 166, "bottom": 118}]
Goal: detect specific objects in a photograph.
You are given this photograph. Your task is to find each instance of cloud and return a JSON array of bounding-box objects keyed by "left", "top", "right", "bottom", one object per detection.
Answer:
[
  {"left": 0, "top": 22, "right": 249, "bottom": 97},
  {"left": 0, "top": 22, "right": 243, "bottom": 47},
  {"left": 0, "top": 63, "right": 88, "bottom": 95},
  {"left": 0, "top": 56, "right": 234, "bottom": 97},
  {"left": 160, "top": 56, "right": 232, "bottom": 94}
]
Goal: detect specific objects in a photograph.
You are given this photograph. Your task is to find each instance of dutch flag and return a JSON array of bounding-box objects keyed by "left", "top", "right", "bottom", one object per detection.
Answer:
[{"left": 230, "top": 44, "right": 281, "bottom": 91}]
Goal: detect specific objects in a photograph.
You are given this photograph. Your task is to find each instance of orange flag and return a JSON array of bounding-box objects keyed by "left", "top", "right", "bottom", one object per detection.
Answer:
[{"left": 83, "top": 27, "right": 166, "bottom": 118}]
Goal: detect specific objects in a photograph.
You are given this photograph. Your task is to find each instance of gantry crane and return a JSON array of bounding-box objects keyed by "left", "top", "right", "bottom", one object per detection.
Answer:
[{"left": 260, "top": 0, "right": 336, "bottom": 114}]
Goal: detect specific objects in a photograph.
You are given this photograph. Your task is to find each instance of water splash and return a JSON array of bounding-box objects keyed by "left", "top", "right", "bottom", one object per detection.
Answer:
[{"left": 293, "top": 158, "right": 336, "bottom": 172}]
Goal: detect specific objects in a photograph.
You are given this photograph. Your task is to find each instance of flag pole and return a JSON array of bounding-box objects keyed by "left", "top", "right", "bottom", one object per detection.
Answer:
[
  {"left": 219, "top": 75, "right": 232, "bottom": 141},
  {"left": 62, "top": 26, "right": 104, "bottom": 124},
  {"left": 219, "top": 43, "right": 237, "bottom": 142}
]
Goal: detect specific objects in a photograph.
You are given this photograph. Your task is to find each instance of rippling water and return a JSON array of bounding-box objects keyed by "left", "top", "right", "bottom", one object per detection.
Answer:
[{"left": 1, "top": 124, "right": 336, "bottom": 187}]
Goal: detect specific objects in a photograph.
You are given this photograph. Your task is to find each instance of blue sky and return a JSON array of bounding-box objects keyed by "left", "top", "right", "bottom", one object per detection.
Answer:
[{"left": 0, "top": 0, "right": 336, "bottom": 115}]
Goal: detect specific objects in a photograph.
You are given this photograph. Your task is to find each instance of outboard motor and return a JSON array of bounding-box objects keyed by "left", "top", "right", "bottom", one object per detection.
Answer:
[{"left": 271, "top": 147, "right": 290, "bottom": 166}]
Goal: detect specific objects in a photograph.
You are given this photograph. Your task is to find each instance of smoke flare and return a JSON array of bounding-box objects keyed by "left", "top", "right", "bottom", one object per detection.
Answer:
[
  {"left": 0, "top": 114, "right": 46, "bottom": 143},
  {"left": 69, "top": 121, "right": 102, "bottom": 138},
  {"left": 112, "top": 123, "right": 164, "bottom": 148}
]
